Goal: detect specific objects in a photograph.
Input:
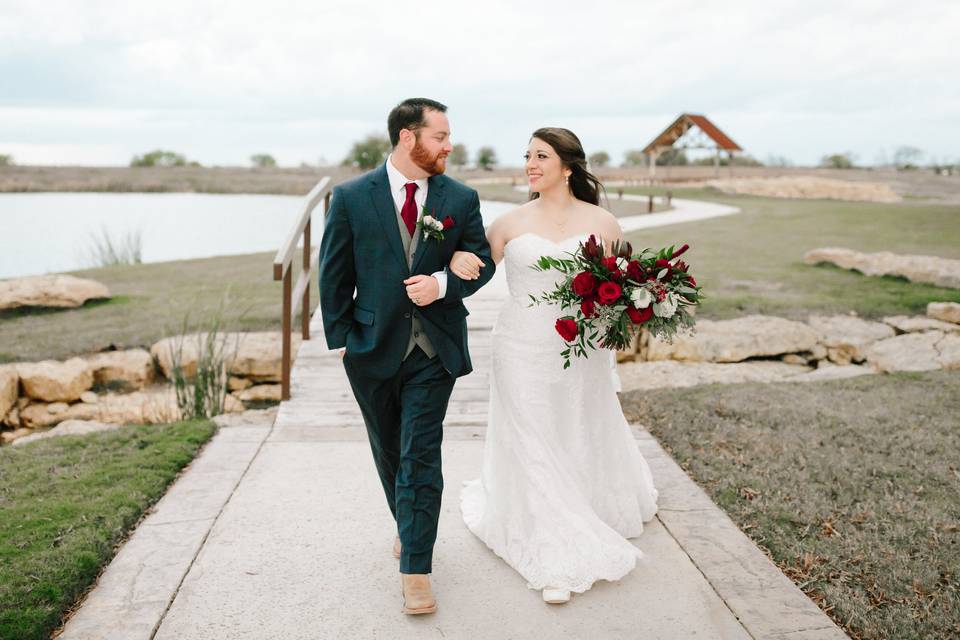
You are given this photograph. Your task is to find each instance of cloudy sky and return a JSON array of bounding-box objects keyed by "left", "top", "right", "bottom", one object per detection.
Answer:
[{"left": 1, "top": 0, "right": 956, "bottom": 168}]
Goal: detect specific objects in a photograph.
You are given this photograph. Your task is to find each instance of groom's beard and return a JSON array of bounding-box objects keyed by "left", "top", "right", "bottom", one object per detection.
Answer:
[{"left": 411, "top": 139, "right": 447, "bottom": 175}]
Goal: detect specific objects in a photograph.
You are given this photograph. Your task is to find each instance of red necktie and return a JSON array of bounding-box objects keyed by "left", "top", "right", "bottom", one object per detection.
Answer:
[{"left": 401, "top": 182, "right": 418, "bottom": 236}]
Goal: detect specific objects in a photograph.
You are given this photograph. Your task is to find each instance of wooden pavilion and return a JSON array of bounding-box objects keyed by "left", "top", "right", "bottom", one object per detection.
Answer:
[{"left": 642, "top": 113, "right": 742, "bottom": 176}]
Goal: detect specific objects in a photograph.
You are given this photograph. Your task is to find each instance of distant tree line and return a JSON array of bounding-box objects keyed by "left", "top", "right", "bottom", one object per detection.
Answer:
[
  {"left": 0, "top": 154, "right": 14, "bottom": 166},
  {"left": 130, "top": 150, "right": 200, "bottom": 168}
]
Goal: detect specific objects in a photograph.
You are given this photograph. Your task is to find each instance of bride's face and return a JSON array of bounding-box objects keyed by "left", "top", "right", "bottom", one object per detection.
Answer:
[{"left": 524, "top": 137, "right": 570, "bottom": 193}]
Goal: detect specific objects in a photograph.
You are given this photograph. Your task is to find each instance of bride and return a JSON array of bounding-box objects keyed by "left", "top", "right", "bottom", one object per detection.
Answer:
[{"left": 452, "top": 127, "right": 660, "bottom": 605}]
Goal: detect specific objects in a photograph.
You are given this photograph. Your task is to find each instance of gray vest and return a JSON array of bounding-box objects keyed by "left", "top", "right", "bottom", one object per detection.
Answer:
[{"left": 397, "top": 208, "right": 437, "bottom": 360}]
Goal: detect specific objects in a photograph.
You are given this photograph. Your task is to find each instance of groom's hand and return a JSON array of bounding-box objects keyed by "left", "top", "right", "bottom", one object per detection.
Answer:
[{"left": 403, "top": 274, "right": 440, "bottom": 306}]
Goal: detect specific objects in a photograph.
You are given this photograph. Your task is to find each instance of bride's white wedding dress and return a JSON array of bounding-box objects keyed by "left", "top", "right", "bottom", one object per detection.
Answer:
[{"left": 460, "top": 231, "right": 660, "bottom": 594}]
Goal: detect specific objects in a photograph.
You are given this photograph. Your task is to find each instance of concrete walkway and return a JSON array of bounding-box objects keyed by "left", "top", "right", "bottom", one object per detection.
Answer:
[{"left": 57, "top": 199, "right": 848, "bottom": 640}]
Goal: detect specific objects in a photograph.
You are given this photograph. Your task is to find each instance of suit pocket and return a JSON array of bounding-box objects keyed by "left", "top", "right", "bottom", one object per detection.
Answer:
[
  {"left": 444, "top": 304, "right": 470, "bottom": 323},
  {"left": 352, "top": 306, "right": 375, "bottom": 326}
]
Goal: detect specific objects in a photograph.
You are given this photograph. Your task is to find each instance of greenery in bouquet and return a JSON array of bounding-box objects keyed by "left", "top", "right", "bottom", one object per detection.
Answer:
[{"left": 529, "top": 234, "right": 703, "bottom": 368}]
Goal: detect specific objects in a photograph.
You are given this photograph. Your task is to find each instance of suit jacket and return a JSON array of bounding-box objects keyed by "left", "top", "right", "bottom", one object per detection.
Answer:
[{"left": 318, "top": 162, "right": 496, "bottom": 379}]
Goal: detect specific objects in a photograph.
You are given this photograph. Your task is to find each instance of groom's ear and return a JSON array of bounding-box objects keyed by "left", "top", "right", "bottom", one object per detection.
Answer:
[{"left": 398, "top": 128, "right": 416, "bottom": 151}]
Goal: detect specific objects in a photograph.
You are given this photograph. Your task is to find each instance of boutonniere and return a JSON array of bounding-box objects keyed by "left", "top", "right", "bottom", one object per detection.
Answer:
[{"left": 417, "top": 205, "right": 455, "bottom": 242}]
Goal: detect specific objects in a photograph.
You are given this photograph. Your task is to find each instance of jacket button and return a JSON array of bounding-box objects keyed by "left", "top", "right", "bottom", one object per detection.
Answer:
[{"left": 404, "top": 313, "right": 411, "bottom": 319}]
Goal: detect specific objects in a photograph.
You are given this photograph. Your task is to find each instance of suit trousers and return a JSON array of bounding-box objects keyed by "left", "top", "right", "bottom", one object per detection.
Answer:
[{"left": 342, "top": 345, "right": 455, "bottom": 574}]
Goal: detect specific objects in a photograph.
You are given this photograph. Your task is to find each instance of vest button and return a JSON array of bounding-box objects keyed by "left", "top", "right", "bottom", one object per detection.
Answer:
[
  {"left": 404, "top": 313, "right": 411, "bottom": 319},
  {"left": 414, "top": 332, "right": 420, "bottom": 338}
]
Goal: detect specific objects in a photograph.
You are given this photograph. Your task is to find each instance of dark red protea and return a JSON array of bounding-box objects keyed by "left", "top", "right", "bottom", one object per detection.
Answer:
[{"left": 582, "top": 234, "right": 602, "bottom": 261}]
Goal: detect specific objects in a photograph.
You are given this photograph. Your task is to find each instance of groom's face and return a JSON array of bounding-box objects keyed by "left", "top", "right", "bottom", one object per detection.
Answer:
[{"left": 409, "top": 110, "right": 452, "bottom": 176}]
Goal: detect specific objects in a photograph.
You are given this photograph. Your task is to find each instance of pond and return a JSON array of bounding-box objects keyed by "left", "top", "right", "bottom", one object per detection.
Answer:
[{"left": 0, "top": 193, "right": 517, "bottom": 279}]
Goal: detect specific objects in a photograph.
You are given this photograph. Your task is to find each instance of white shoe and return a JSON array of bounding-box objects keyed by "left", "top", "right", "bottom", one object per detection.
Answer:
[{"left": 542, "top": 588, "right": 571, "bottom": 604}]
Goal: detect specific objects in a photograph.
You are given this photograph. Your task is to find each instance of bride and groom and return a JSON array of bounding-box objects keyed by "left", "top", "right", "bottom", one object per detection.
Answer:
[{"left": 318, "top": 98, "right": 659, "bottom": 614}]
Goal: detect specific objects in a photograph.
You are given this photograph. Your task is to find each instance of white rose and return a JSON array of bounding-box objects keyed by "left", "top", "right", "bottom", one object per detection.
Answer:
[
  {"left": 422, "top": 215, "right": 435, "bottom": 227},
  {"left": 653, "top": 292, "right": 678, "bottom": 318},
  {"left": 432, "top": 219, "right": 444, "bottom": 231},
  {"left": 630, "top": 287, "right": 652, "bottom": 308},
  {"left": 617, "top": 257, "right": 628, "bottom": 270}
]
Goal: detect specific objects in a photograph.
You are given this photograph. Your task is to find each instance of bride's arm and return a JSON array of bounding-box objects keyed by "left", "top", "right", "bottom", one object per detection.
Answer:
[{"left": 450, "top": 217, "right": 508, "bottom": 279}]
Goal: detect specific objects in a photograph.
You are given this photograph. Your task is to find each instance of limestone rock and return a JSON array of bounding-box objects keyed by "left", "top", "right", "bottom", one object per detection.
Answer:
[
  {"left": 926, "top": 302, "right": 960, "bottom": 324},
  {"left": 645, "top": 315, "right": 818, "bottom": 363},
  {"left": 0, "top": 274, "right": 111, "bottom": 310},
  {"left": 1, "top": 428, "right": 32, "bottom": 445},
  {"left": 782, "top": 354, "right": 808, "bottom": 365},
  {"left": 236, "top": 384, "right": 282, "bottom": 403},
  {"left": 17, "top": 358, "right": 93, "bottom": 402},
  {"left": 81, "top": 349, "right": 156, "bottom": 390},
  {"left": 865, "top": 331, "right": 944, "bottom": 372},
  {"left": 12, "top": 420, "right": 123, "bottom": 447},
  {"left": 807, "top": 314, "right": 895, "bottom": 363},
  {"left": 935, "top": 333, "right": 960, "bottom": 369},
  {"left": 705, "top": 176, "right": 901, "bottom": 203},
  {"left": 224, "top": 394, "right": 245, "bottom": 413},
  {"left": 228, "top": 376, "right": 253, "bottom": 391},
  {"left": 80, "top": 391, "right": 99, "bottom": 403},
  {"left": 617, "top": 360, "right": 811, "bottom": 392},
  {"left": 3, "top": 407, "right": 19, "bottom": 428},
  {"left": 882, "top": 315, "right": 960, "bottom": 334},
  {"left": 787, "top": 363, "right": 877, "bottom": 382},
  {"left": 0, "top": 367, "right": 18, "bottom": 419},
  {"left": 803, "top": 248, "right": 960, "bottom": 289},
  {"left": 151, "top": 331, "right": 300, "bottom": 382}
]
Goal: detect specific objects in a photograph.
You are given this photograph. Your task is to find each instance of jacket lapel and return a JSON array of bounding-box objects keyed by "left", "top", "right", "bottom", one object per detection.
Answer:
[
  {"left": 368, "top": 163, "right": 408, "bottom": 271},
  {"left": 411, "top": 174, "right": 447, "bottom": 272}
]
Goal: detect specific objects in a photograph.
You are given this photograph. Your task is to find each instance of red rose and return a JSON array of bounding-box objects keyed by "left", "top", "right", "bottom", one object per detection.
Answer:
[
  {"left": 626, "top": 260, "right": 645, "bottom": 282},
  {"left": 571, "top": 271, "right": 598, "bottom": 297},
  {"left": 654, "top": 258, "right": 672, "bottom": 279},
  {"left": 555, "top": 318, "right": 579, "bottom": 342},
  {"left": 580, "top": 299, "right": 596, "bottom": 318},
  {"left": 626, "top": 305, "right": 653, "bottom": 324},
  {"left": 601, "top": 256, "right": 618, "bottom": 272},
  {"left": 442, "top": 215, "right": 455, "bottom": 229},
  {"left": 596, "top": 281, "right": 622, "bottom": 305}
]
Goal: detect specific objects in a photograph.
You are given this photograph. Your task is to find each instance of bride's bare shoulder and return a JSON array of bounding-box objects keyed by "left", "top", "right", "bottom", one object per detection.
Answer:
[
  {"left": 489, "top": 201, "right": 536, "bottom": 238},
  {"left": 577, "top": 202, "right": 621, "bottom": 238}
]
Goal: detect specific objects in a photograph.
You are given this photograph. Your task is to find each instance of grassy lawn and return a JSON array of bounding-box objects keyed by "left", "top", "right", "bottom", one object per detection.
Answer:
[
  {"left": 0, "top": 419, "right": 216, "bottom": 640},
  {"left": 620, "top": 187, "right": 960, "bottom": 320},
  {"left": 620, "top": 371, "right": 960, "bottom": 640},
  {"left": 0, "top": 247, "right": 320, "bottom": 364}
]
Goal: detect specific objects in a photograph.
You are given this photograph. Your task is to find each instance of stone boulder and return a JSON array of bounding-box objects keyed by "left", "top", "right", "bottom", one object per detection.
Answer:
[
  {"left": 806, "top": 314, "right": 895, "bottom": 363},
  {"left": 151, "top": 331, "right": 300, "bottom": 382},
  {"left": 864, "top": 331, "right": 945, "bottom": 372},
  {"left": 617, "top": 360, "right": 811, "bottom": 392},
  {"left": 81, "top": 348, "right": 156, "bottom": 390},
  {"left": 2, "top": 428, "right": 32, "bottom": 445},
  {"left": 645, "top": 315, "right": 818, "bottom": 363},
  {"left": 882, "top": 315, "right": 960, "bottom": 334},
  {"left": 0, "top": 274, "right": 111, "bottom": 310},
  {"left": 12, "top": 420, "right": 123, "bottom": 447},
  {"left": 18, "top": 387, "right": 181, "bottom": 429},
  {"left": 235, "top": 384, "right": 282, "bottom": 403},
  {"left": 935, "top": 333, "right": 960, "bottom": 369},
  {"left": 787, "top": 363, "right": 877, "bottom": 382},
  {"left": 927, "top": 302, "right": 960, "bottom": 324},
  {"left": 803, "top": 248, "right": 960, "bottom": 289},
  {"left": 17, "top": 358, "right": 93, "bottom": 402},
  {"left": 0, "top": 366, "right": 18, "bottom": 420}
]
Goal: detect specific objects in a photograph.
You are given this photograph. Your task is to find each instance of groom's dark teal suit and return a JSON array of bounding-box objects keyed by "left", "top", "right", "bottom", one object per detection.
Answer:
[{"left": 318, "top": 161, "right": 495, "bottom": 574}]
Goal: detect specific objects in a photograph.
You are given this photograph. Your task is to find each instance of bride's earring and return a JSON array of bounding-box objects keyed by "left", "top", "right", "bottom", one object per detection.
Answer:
[{"left": 564, "top": 174, "right": 570, "bottom": 185}]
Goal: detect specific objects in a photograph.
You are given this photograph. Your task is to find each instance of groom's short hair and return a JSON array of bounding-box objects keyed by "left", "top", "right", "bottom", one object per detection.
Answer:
[{"left": 388, "top": 98, "right": 448, "bottom": 147}]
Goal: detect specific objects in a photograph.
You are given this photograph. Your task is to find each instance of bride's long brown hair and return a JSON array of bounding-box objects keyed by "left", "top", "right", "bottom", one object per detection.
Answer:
[{"left": 528, "top": 127, "right": 606, "bottom": 206}]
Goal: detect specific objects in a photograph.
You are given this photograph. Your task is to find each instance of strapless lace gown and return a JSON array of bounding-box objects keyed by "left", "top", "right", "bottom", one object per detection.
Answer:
[{"left": 459, "top": 232, "right": 660, "bottom": 594}]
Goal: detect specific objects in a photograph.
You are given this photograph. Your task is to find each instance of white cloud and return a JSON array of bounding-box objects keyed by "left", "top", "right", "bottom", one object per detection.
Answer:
[{"left": 0, "top": 0, "right": 956, "bottom": 166}]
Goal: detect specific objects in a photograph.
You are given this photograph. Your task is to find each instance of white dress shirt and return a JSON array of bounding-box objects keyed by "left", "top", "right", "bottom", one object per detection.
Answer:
[{"left": 385, "top": 153, "right": 447, "bottom": 298}]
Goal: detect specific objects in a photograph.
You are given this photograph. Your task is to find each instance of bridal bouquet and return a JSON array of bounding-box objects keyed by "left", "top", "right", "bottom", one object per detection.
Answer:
[{"left": 530, "top": 234, "right": 703, "bottom": 368}]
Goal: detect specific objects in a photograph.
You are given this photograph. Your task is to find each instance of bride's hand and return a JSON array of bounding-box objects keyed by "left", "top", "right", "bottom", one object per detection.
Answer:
[{"left": 450, "top": 250, "right": 484, "bottom": 280}]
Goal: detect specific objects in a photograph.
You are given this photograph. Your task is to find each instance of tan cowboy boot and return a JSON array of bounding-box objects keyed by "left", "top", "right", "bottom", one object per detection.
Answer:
[
  {"left": 400, "top": 573, "right": 437, "bottom": 615},
  {"left": 392, "top": 535, "right": 401, "bottom": 559}
]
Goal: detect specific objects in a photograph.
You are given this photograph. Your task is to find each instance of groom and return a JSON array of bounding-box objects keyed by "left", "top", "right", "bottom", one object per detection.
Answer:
[{"left": 318, "top": 98, "right": 495, "bottom": 614}]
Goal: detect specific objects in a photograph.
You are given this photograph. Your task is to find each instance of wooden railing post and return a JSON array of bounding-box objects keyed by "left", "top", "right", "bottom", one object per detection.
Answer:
[
  {"left": 282, "top": 267, "right": 292, "bottom": 401},
  {"left": 273, "top": 176, "right": 332, "bottom": 403},
  {"left": 302, "top": 218, "right": 311, "bottom": 340}
]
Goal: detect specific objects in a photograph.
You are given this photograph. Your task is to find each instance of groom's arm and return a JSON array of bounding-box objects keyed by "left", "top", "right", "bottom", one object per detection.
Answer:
[
  {"left": 444, "top": 190, "right": 495, "bottom": 304},
  {"left": 318, "top": 186, "right": 355, "bottom": 349}
]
